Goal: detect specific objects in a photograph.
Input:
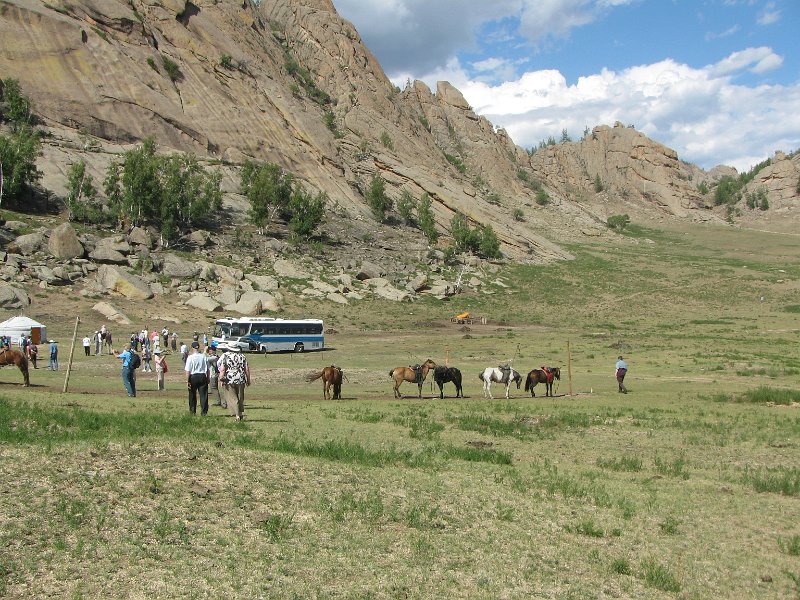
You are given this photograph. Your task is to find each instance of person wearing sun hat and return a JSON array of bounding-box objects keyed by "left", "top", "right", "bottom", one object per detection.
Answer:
[
  {"left": 218, "top": 343, "right": 251, "bottom": 421},
  {"left": 48, "top": 339, "right": 58, "bottom": 371},
  {"left": 154, "top": 348, "right": 168, "bottom": 391}
]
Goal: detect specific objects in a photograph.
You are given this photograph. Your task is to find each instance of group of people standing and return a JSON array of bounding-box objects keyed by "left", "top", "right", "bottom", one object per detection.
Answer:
[
  {"left": 184, "top": 342, "right": 251, "bottom": 421},
  {"left": 113, "top": 335, "right": 250, "bottom": 422}
]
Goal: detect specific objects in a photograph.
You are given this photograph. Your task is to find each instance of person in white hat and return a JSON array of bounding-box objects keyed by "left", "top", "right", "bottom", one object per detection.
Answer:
[
  {"left": 154, "top": 348, "right": 168, "bottom": 391},
  {"left": 218, "top": 343, "right": 251, "bottom": 421}
]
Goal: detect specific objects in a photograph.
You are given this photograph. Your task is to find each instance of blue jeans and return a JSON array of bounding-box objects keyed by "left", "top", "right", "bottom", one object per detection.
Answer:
[
  {"left": 50, "top": 355, "right": 58, "bottom": 370},
  {"left": 122, "top": 367, "right": 136, "bottom": 396}
]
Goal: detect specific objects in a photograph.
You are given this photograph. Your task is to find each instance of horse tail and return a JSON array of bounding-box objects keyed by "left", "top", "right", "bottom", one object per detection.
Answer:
[
  {"left": 524, "top": 375, "right": 531, "bottom": 392},
  {"left": 389, "top": 368, "right": 395, "bottom": 378},
  {"left": 478, "top": 371, "right": 484, "bottom": 382},
  {"left": 306, "top": 370, "right": 324, "bottom": 383}
]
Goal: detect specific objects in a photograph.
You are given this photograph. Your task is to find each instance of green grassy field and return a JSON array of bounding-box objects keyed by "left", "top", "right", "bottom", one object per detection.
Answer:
[{"left": 1, "top": 221, "right": 798, "bottom": 598}]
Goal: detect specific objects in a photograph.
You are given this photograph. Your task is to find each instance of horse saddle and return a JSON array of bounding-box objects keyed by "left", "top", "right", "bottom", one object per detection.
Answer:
[{"left": 498, "top": 365, "right": 511, "bottom": 383}]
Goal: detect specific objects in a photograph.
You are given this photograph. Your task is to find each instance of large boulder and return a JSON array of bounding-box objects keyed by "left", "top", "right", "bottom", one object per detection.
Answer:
[
  {"left": 272, "top": 258, "right": 310, "bottom": 279},
  {"left": 8, "top": 232, "right": 45, "bottom": 256},
  {"left": 185, "top": 294, "right": 222, "bottom": 312},
  {"left": 48, "top": 223, "right": 84, "bottom": 259},
  {"left": 372, "top": 284, "right": 412, "bottom": 302},
  {"left": 95, "top": 235, "right": 131, "bottom": 255},
  {"left": 89, "top": 246, "right": 128, "bottom": 264},
  {"left": 224, "top": 291, "right": 281, "bottom": 315},
  {"left": 161, "top": 253, "right": 201, "bottom": 278},
  {"left": 96, "top": 265, "right": 153, "bottom": 300},
  {"left": 0, "top": 284, "right": 30, "bottom": 309},
  {"left": 245, "top": 273, "right": 279, "bottom": 291},
  {"left": 128, "top": 227, "right": 153, "bottom": 248},
  {"left": 92, "top": 301, "right": 132, "bottom": 325},
  {"left": 355, "top": 260, "right": 382, "bottom": 281}
]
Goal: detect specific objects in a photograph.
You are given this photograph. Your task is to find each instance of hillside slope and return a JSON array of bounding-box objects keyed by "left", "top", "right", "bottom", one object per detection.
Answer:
[{"left": 1, "top": 0, "right": 798, "bottom": 263}]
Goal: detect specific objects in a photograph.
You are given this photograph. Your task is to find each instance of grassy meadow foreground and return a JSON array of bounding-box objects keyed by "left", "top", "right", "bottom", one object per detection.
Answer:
[{"left": 0, "top": 222, "right": 799, "bottom": 599}]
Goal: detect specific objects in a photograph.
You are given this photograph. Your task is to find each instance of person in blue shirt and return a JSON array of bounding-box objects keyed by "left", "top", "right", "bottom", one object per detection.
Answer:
[
  {"left": 118, "top": 344, "right": 136, "bottom": 397},
  {"left": 615, "top": 356, "right": 628, "bottom": 393},
  {"left": 49, "top": 340, "right": 58, "bottom": 371}
]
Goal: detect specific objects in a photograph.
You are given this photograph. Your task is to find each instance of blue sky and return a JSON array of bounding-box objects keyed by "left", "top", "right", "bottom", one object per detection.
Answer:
[{"left": 333, "top": 0, "right": 799, "bottom": 171}]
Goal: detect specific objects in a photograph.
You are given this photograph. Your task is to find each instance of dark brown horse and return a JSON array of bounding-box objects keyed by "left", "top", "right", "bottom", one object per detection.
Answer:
[
  {"left": 0, "top": 347, "right": 30, "bottom": 386},
  {"left": 433, "top": 366, "right": 463, "bottom": 399},
  {"left": 306, "top": 365, "right": 343, "bottom": 400},
  {"left": 389, "top": 359, "right": 436, "bottom": 398},
  {"left": 524, "top": 367, "right": 561, "bottom": 397}
]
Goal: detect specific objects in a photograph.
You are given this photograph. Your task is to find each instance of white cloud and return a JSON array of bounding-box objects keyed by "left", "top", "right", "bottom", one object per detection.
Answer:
[
  {"left": 757, "top": 2, "right": 781, "bottom": 25},
  {"left": 401, "top": 49, "right": 799, "bottom": 171},
  {"left": 709, "top": 47, "right": 783, "bottom": 77}
]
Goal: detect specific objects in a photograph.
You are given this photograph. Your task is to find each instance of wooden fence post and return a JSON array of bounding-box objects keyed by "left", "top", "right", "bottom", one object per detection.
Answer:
[
  {"left": 567, "top": 340, "right": 573, "bottom": 397},
  {"left": 62, "top": 316, "right": 80, "bottom": 393}
]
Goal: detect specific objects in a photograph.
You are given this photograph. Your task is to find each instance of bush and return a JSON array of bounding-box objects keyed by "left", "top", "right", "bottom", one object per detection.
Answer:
[
  {"left": 240, "top": 160, "right": 293, "bottom": 233},
  {"left": 607, "top": 214, "right": 630, "bottom": 231},
  {"left": 103, "top": 138, "right": 222, "bottom": 241},
  {"left": 512, "top": 208, "right": 525, "bottom": 222},
  {"left": 66, "top": 159, "right": 101, "bottom": 223},
  {"left": 0, "top": 126, "right": 41, "bottom": 208},
  {"left": 220, "top": 54, "right": 234, "bottom": 69},
  {"left": 450, "top": 212, "right": 501, "bottom": 258},
  {"left": 594, "top": 174, "right": 603, "bottom": 192},
  {"left": 380, "top": 131, "right": 394, "bottom": 151},
  {"left": 444, "top": 152, "right": 466, "bottom": 174},
  {"left": 713, "top": 175, "right": 741, "bottom": 206},
  {"left": 417, "top": 193, "right": 438, "bottom": 243},
  {"left": 288, "top": 186, "right": 326, "bottom": 240},
  {"left": 0, "top": 78, "right": 32, "bottom": 127},
  {"left": 396, "top": 190, "right": 416, "bottom": 225},
  {"left": 366, "top": 173, "right": 391, "bottom": 223},
  {"left": 161, "top": 55, "right": 182, "bottom": 82},
  {"left": 536, "top": 189, "right": 550, "bottom": 206}
]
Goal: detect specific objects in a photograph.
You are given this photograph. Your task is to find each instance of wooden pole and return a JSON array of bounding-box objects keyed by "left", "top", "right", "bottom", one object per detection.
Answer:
[
  {"left": 445, "top": 346, "right": 449, "bottom": 367},
  {"left": 62, "top": 316, "right": 81, "bottom": 393},
  {"left": 566, "top": 340, "right": 573, "bottom": 397}
]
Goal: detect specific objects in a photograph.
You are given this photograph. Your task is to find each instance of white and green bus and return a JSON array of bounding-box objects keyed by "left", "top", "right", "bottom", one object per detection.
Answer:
[{"left": 212, "top": 317, "right": 324, "bottom": 353}]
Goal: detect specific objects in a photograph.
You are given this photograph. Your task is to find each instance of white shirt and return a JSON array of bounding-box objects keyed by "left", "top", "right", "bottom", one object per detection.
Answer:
[
  {"left": 184, "top": 352, "right": 208, "bottom": 376},
  {"left": 82, "top": 337, "right": 90, "bottom": 346}
]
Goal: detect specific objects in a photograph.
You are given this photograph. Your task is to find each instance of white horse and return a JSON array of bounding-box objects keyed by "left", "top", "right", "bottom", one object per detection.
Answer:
[{"left": 479, "top": 367, "right": 522, "bottom": 399}]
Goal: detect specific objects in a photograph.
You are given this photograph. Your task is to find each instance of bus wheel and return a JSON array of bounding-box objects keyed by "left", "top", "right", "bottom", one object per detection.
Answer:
[{"left": 294, "top": 343, "right": 304, "bottom": 353}]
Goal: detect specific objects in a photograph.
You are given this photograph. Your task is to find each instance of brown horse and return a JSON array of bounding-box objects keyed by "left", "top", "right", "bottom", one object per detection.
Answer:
[
  {"left": 306, "top": 366, "right": 343, "bottom": 400},
  {"left": 524, "top": 367, "right": 561, "bottom": 397},
  {"left": 389, "top": 359, "right": 436, "bottom": 398},
  {"left": 0, "top": 347, "right": 30, "bottom": 386}
]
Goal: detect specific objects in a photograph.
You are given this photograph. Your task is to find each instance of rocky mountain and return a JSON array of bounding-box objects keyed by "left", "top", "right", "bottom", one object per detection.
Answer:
[{"left": 1, "top": 0, "right": 798, "bottom": 277}]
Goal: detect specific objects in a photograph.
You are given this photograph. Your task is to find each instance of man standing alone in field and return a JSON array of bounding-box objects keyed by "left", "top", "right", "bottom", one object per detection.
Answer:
[{"left": 615, "top": 356, "right": 628, "bottom": 393}]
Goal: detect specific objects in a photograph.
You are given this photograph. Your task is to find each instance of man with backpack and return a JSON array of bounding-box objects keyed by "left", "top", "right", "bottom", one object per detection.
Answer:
[{"left": 118, "top": 343, "right": 139, "bottom": 397}]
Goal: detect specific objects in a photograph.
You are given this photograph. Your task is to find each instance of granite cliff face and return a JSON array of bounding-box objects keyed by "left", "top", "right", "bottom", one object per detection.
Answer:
[{"left": 1, "top": 0, "right": 797, "bottom": 263}]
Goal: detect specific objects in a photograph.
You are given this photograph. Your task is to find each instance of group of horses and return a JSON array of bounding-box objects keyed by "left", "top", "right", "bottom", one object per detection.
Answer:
[
  {"left": 308, "top": 359, "right": 560, "bottom": 400},
  {"left": 1, "top": 345, "right": 560, "bottom": 401}
]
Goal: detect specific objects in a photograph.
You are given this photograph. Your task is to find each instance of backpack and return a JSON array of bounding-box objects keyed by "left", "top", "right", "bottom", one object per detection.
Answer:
[{"left": 129, "top": 352, "right": 141, "bottom": 370}]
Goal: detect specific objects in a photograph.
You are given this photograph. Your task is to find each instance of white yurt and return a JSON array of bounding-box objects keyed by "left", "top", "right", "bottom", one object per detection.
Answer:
[{"left": 0, "top": 315, "right": 47, "bottom": 345}]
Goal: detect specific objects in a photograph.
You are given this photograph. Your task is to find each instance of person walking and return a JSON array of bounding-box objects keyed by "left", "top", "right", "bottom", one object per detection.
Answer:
[
  {"left": 218, "top": 344, "right": 251, "bottom": 422},
  {"left": 615, "top": 356, "right": 628, "bottom": 393},
  {"left": 180, "top": 342, "right": 188, "bottom": 364},
  {"left": 48, "top": 340, "right": 59, "bottom": 370},
  {"left": 142, "top": 345, "right": 153, "bottom": 372},
  {"left": 171, "top": 332, "right": 178, "bottom": 351},
  {"left": 184, "top": 342, "right": 210, "bottom": 415},
  {"left": 118, "top": 343, "right": 137, "bottom": 397},
  {"left": 154, "top": 349, "right": 168, "bottom": 391},
  {"left": 205, "top": 345, "right": 224, "bottom": 407},
  {"left": 93, "top": 331, "right": 101, "bottom": 355},
  {"left": 27, "top": 342, "right": 38, "bottom": 369},
  {"left": 82, "top": 334, "right": 91, "bottom": 357}
]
